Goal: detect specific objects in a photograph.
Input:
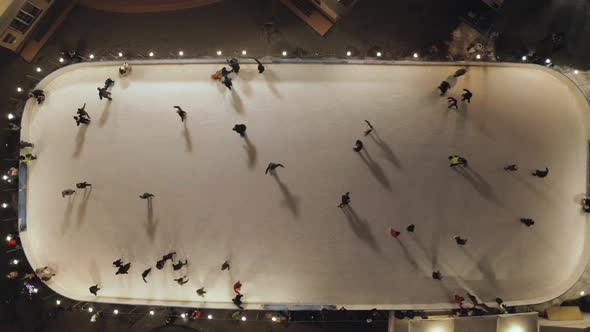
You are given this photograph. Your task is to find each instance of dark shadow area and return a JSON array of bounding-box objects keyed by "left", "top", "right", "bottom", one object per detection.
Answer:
[
  {"left": 368, "top": 131, "right": 403, "bottom": 170},
  {"left": 271, "top": 173, "right": 299, "bottom": 217},
  {"left": 98, "top": 100, "right": 112, "bottom": 127},
  {"left": 358, "top": 149, "right": 392, "bottom": 191},
  {"left": 145, "top": 198, "right": 158, "bottom": 240},
  {"left": 77, "top": 187, "right": 92, "bottom": 227},
  {"left": 445, "top": 75, "right": 458, "bottom": 88},
  {"left": 60, "top": 194, "right": 76, "bottom": 233},
  {"left": 230, "top": 89, "right": 244, "bottom": 114},
  {"left": 242, "top": 135, "right": 257, "bottom": 169},
  {"left": 341, "top": 206, "right": 381, "bottom": 254},
  {"left": 395, "top": 237, "right": 418, "bottom": 270},
  {"left": 509, "top": 172, "right": 551, "bottom": 203},
  {"left": 454, "top": 167, "right": 501, "bottom": 205},
  {"left": 182, "top": 121, "right": 192, "bottom": 152},
  {"left": 460, "top": 248, "right": 499, "bottom": 291},
  {"left": 72, "top": 125, "right": 88, "bottom": 159},
  {"left": 235, "top": 69, "right": 254, "bottom": 96},
  {"left": 263, "top": 69, "right": 281, "bottom": 98}
]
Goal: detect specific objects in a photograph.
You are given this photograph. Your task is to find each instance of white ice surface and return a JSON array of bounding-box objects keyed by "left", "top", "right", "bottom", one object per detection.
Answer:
[{"left": 19, "top": 61, "right": 590, "bottom": 309}]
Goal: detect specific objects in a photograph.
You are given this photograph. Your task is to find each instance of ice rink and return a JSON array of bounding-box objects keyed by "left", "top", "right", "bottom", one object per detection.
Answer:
[{"left": 19, "top": 60, "right": 590, "bottom": 309}]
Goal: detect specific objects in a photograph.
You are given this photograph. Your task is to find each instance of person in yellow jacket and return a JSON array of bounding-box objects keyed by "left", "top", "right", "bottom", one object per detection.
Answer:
[{"left": 448, "top": 155, "right": 467, "bottom": 167}]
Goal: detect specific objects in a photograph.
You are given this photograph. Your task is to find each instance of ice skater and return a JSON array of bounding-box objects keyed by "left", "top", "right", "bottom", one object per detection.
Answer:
[
  {"left": 265, "top": 162, "right": 284, "bottom": 175},
  {"left": 119, "top": 62, "right": 131, "bottom": 76},
  {"left": 223, "top": 76, "right": 233, "bottom": 90},
  {"left": 113, "top": 258, "right": 123, "bottom": 267},
  {"left": 438, "top": 81, "right": 451, "bottom": 95},
  {"left": 454, "top": 236, "right": 468, "bottom": 245},
  {"left": 76, "top": 182, "right": 91, "bottom": 189},
  {"left": 227, "top": 58, "right": 240, "bottom": 74},
  {"left": 174, "top": 276, "right": 189, "bottom": 285},
  {"left": 462, "top": 89, "right": 472, "bottom": 103},
  {"left": 454, "top": 68, "right": 467, "bottom": 77},
  {"left": 532, "top": 167, "right": 549, "bottom": 178},
  {"left": 254, "top": 58, "right": 265, "bottom": 74},
  {"left": 221, "top": 260, "right": 230, "bottom": 271},
  {"left": 390, "top": 227, "right": 401, "bottom": 238},
  {"left": 29, "top": 89, "right": 45, "bottom": 104},
  {"left": 520, "top": 218, "right": 535, "bottom": 227},
  {"left": 196, "top": 287, "right": 207, "bottom": 297},
  {"left": 233, "top": 280, "right": 242, "bottom": 294},
  {"left": 139, "top": 192, "right": 154, "bottom": 199},
  {"left": 353, "top": 140, "right": 364, "bottom": 152},
  {"left": 172, "top": 259, "right": 188, "bottom": 271},
  {"left": 104, "top": 78, "right": 115, "bottom": 89},
  {"left": 406, "top": 224, "right": 415, "bottom": 232},
  {"left": 141, "top": 268, "right": 152, "bottom": 283},
  {"left": 62, "top": 189, "right": 75, "bottom": 197},
  {"left": 232, "top": 294, "right": 244, "bottom": 309},
  {"left": 432, "top": 271, "right": 442, "bottom": 280},
  {"left": 364, "top": 120, "right": 374, "bottom": 136},
  {"left": 73, "top": 115, "right": 90, "bottom": 126},
  {"left": 448, "top": 155, "right": 468, "bottom": 167},
  {"left": 447, "top": 97, "right": 458, "bottom": 109},
  {"left": 77, "top": 103, "right": 89, "bottom": 118},
  {"left": 221, "top": 67, "right": 233, "bottom": 77},
  {"left": 173, "top": 106, "right": 186, "bottom": 122},
  {"left": 232, "top": 124, "right": 247, "bottom": 137},
  {"left": 97, "top": 87, "right": 112, "bottom": 100},
  {"left": 89, "top": 285, "right": 100, "bottom": 296},
  {"left": 162, "top": 252, "right": 176, "bottom": 261},
  {"left": 116, "top": 262, "right": 131, "bottom": 275},
  {"left": 19, "top": 141, "right": 34, "bottom": 149},
  {"left": 455, "top": 294, "right": 465, "bottom": 308},
  {"left": 504, "top": 164, "right": 518, "bottom": 171},
  {"left": 338, "top": 192, "right": 351, "bottom": 208},
  {"left": 19, "top": 154, "right": 37, "bottom": 163}
]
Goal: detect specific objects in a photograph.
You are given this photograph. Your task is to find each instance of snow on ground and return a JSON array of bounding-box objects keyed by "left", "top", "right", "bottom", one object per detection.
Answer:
[{"left": 19, "top": 61, "right": 590, "bottom": 309}]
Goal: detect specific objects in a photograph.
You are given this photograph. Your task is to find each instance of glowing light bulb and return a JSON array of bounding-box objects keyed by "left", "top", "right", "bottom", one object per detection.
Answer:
[
  {"left": 413, "top": 52, "right": 419, "bottom": 58},
  {"left": 12, "top": 259, "right": 18, "bottom": 264},
  {"left": 241, "top": 316, "right": 247, "bottom": 321},
  {"left": 17, "top": 87, "right": 22, "bottom": 92},
  {"left": 56, "top": 300, "right": 61, "bottom": 305},
  {"left": 216, "top": 50, "right": 222, "bottom": 56},
  {"left": 118, "top": 52, "right": 123, "bottom": 57},
  {"left": 178, "top": 51, "right": 184, "bottom": 56},
  {"left": 149, "top": 52, "right": 154, "bottom": 57},
  {"left": 88, "top": 307, "right": 93, "bottom": 313},
  {"left": 89, "top": 54, "right": 95, "bottom": 59},
  {"left": 149, "top": 310, "right": 155, "bottom": 315},
  {"left": 282, "top": 51, "right": 287, "bottom": 56},
  {"left": 574, "top": 70, "right": 579, "bottom": 75},
  {"left": 207, "top": 314, "right": 213, "bottom": 319},
  {"left": 521, "top": 55, "right": 527, "bottom": 61},
  {"left": 545, "top": 58, "right": 551, "bottom": 64},
  {"left": 272, "top": 316, "right": 277, "bottom": 322},
  {"left": 581, "top": 291, "right": 585, "bottom": 296},
  {"left": 7, "top": 113, "right": 14, "bottom": 119},
  {"left": 241, "top": 50, "right": 247, "bottom": 55},
  {"left": 376, "top": 52, "right": 382, "bottom": 57},
  {"left": 59, "top": 58, "right": 64, "bottom": 63},
  {"left": 36, "top": 67, "right": 42, "bottom": 72},
  {"left": 113, "top": 309, "right": 119, "bottom": 314},
  {"left": 2, "top": 203, "right": 8, "bottom": 208},
  {"left": 476, "top": 54, "right": 481, "bottom": 60},
  {"left": 346, "top": 51, "right": 351, "bottom": 56}
]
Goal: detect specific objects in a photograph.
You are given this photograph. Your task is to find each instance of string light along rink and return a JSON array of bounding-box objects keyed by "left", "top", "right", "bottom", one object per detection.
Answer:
[{"left": 18, "top": 61, "right": 590, "bottom": 309}]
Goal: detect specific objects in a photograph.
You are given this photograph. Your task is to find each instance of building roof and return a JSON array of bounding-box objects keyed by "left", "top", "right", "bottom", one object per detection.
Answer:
[{"left": 0, "top": 0, "right": 26, "bottom": 36}]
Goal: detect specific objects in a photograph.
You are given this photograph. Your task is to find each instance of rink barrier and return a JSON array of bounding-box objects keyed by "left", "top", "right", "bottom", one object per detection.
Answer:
[
  {"left": 20, "top": 59, "right": 590, "bottom": 311},
  {"left": 18, "top": 162, "right": 27, "bottom": 232}
]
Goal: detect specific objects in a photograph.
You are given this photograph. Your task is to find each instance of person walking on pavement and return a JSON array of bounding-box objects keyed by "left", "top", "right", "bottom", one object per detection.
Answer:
[
  {"left": 76, "top": 182, "right": 91, "bottom": 189},
  {"left": 447, "top": 97, "right": 458, "bottom": 109},
  {"left": 172, "top": 260, "right": 188, "bottom": 271},
  {"left": 221, "top": 260, "right": 230, "bottom": 271},
  {"left": 89, "top": 285, "right": 100, "bottom": 296},
  {"left": 432, "top": 271, "right": 443, "bottom": 280},
  {"left": 449, "top": 155, "right": 468, "bottom": 167},
  {"left": 19, "top": 141, "right": 34, "bottom": 149},
  {"left": 174, "top": 276, "right": 189, "bottom": 285},
  {"left": 104, "top": 78, "right": 115, "bottom": 89},
  {"left": 77, "top": 103, "right": 89, "bottom": 118},
  {"left": 532, "top": 167, "right": 549, "bottom": 178},
  {"left": 139, "top": 192, "right": 154, "bottom": 199},
  {"left": 504, "top": 164, "right": 518, "bottom": 171},
  {"left": 19, "top": 154, "right": 37, "bottom": 163},
  {"left": 73, "top": 115, "right": 90, "bottom": 126},
  {"left": 254, "top": 58, "right": 265, "bottom": 74},
  {"left": 462, "top": 89, "right": 472, "bottom": 103},
  {"left": 227, "top": 58, "right": 240, "bottom": 74},
  {"left": 196, "top": 287, "right": 207, "bottom": 297},
  {"left": 223, "top": 76, "right": 233, "bottom": 90},
  {"left": 113, "top": 258, "right": 123, "bottom": 267},
  {"left": 142, "top": 268, "right": 152, "bottom": 283},
  {"left": 438, "top": 81, "right": 451, "bottom": 95},
  {"left": 232, "top": 124, "right": 247, "bottom": 137},
  {"left": 454, "top": 69, "right": 467, "bottom": 77},
  {"left": 454, "top": 236, "right": 468, "bottom": 245},
  {"left": 97, "top": 87, "right": 112, "bottom": 100},
  {"left": 173, "top": 106, "right": 186, "bottom": 122},
  {"left": 265, "top": 162, "right": 284, "bottom": 175},
  {"left": 233, "top": 294, "right": 244, "bottom": 309},
  {"left": 233, "top": 281, "right": 242, "bottom": 294},
  {"left": 390, "top": 228, "right": 401, "bottom": 238},
  {"left": 353, "top": 140, "right": 364, "bottom": 152},
  {"left": 338, "top": 192, "right": 350, "bottom": 208},
  {"left": 116, "top": 262, "right": 131, "bottom": 275},
  {"left": 520, "top": 218, "right": 535, "bottom": 227},
  {"left": 29, "top": 89, "right": 45, "bottom": 104},
  {"left": 406, "top": 224, "right": 415, "bottom": 232},
  {"left": 62, "top": 189, "right": 75, "bottom": 197},
  {"left": 455, "top": 294, "right": 465, "bottom": 308}
]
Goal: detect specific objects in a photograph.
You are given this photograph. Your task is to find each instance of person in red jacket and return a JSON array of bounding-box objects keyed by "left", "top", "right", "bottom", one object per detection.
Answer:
[
  {"left": 454, "top": 294, "right": 465, "bottom": 308},
  {"left": 390, "top": 228, "right": 400, "bottom": 238},
  {"left": 233, "top": 281, "right": 242, "bottom": 294}
]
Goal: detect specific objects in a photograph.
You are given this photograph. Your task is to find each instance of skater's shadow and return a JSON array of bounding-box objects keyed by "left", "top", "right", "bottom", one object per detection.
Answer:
[
  {"left": 395, "top": 238, "right": 418, "bottom": 270},
  {"left": 183, "top": 121, "right": 193, "bottom": 152},
  {"left": 89, "top": 259, "right": 102, "bottom": 287},
  {"left": 72, "top": 125, "right": 88, "bottom": 159},
  {"left": 510, "top": 172, "right": 551, "bottom": 203},
  {"left": 243, "top": 136, "right": 257, "bottom": 169},
  {"left": 77, "top": 187, "right": 92, "bottom": 227},
  {"left": 461, "top": 249, "right": 499, "bottom": 290},
  {"left": 99, "top": 102, "right": 112, "bottom": 127},
  {"left": 341, "top": 206, "right": 381, "bottom": 254},
  {"left": 145, "top": 199, "right": 158, "bottom": 240},
  {"left": 408, "top": 235, "right": 438, "bottom": 271},
  {"left": 61, "top": 194, "right": 76, "bottom": 233},
  {"left": 272, "top": 174, "right": 300, "bottom": 218},
  {"left": 454, "top": 167, "right": 501, "bottom": 205},
  {"left": 358, "top": 149, "right": 392, "bottom": 191},
  {"left": 119, "top": 77, "right": 130, "bottom": 90},
  {"left": 263, "top": 70, "right": 281, "bottom": 98},
  {"left": 231, "top": 90, "right": 245, "bottom": 114},
  {"left": 369, "top": 131, "right": 403, "bottom": 170},
  {"left": 237, "top": 70, "right": 254, "bottom": 96},
  {"left": 445, "top": 75, "right": 458, "bottom": 88}
]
